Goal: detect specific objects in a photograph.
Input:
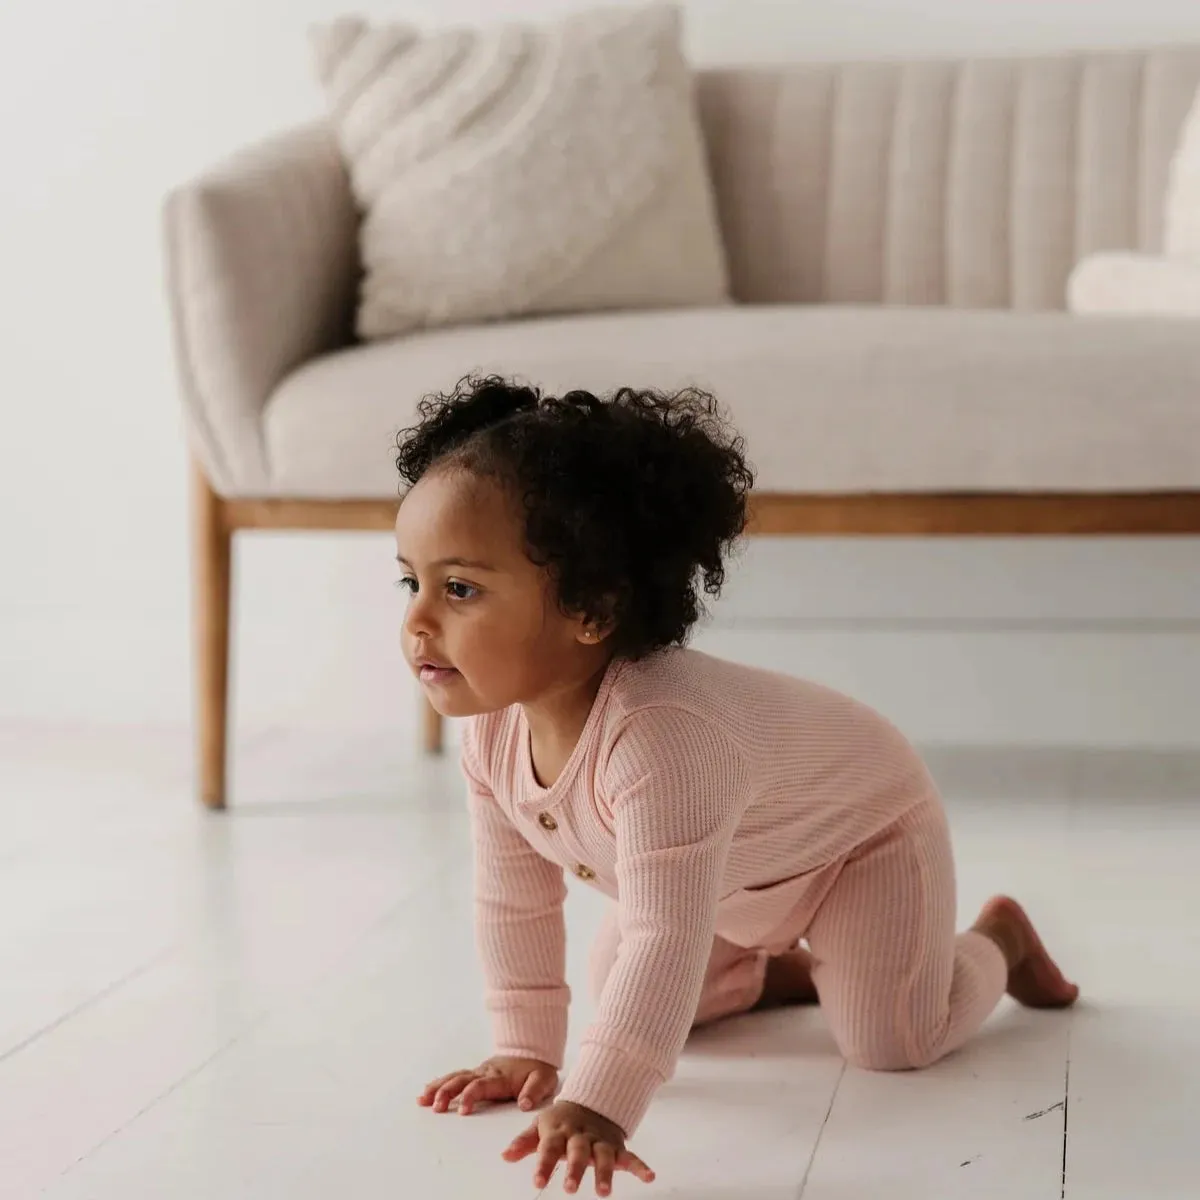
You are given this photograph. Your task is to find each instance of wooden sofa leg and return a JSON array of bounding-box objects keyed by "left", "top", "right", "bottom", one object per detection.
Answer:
[
  {"left": 193, "top": 463, "right": 232, "bottom": 810},
  {"left": 422, "top": 695, "right": 444, "bottom": 755}
]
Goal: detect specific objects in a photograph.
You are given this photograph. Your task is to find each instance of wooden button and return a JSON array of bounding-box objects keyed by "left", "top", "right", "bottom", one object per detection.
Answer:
[
  {"left": 573, "top": 863, "right": 596, "bottom": 881},
  {"left": 537, "top": 812, "right": 558, "bottom": 832}
]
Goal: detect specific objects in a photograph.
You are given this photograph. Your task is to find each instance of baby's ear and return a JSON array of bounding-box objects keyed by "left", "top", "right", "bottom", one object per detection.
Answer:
[
  {"left": 570, "top": 592, "right": 620, "bottom": 645},
  {"left": 576, "top": 622, "right": 613, "bottom": 645},
  {"left": 574, "top": 612, "right": 616, "bottom": 646}
]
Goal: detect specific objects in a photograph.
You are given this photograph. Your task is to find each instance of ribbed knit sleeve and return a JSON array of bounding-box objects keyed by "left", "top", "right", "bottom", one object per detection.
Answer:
[
  {"left": 463, "top": 721, "right": 570, "bottom": 1068},
  {"left": 556, "top": 707, "right": 750, "bottom": 1135}
]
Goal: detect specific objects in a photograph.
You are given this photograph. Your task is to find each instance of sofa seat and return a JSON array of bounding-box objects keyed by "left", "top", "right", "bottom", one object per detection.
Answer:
[{"left": 262, "top": 305, "right": 1200, "bottom": 499}]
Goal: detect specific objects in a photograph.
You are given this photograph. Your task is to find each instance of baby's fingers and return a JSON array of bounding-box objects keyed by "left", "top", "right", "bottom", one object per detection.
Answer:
[
  {"left": 501, "top": 1123, "right": 540, "bottom": 1163},
  {"left": 563, "top": 1133, "right": 594, "bottom": 1195},
  {"left": 593, "top": 1144, "right": 617, "bottom": 1197},
  {"left": 458, "top": 1075, "right": 513, "bottom": 1116},
  {"left": 533, "top": 1132, "right": 567, "bottom": 1190},
  {"left": 428, "top": 1072, "right": 477, "bottom": 1113},
  {"left": 418, "top": 1071, "right": 462, "bottom": 1106},
  {"left": 616, "top": 1150, "right": 656, "bottom": 1184},
  {"left": 517, "top": 1066, "right": 558, "bottom": 1112}
]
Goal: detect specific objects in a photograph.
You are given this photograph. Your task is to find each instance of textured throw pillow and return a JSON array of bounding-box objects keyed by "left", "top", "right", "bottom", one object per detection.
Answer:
[
  {"left": 310, "top": 3, "right": 730, "bottom": 340},
  {"left": 1164, "top": 83, "right": 1200, "bottom": 258},
  {"left": 1067, "top": 83, "right": 1200, "bottom": 315},
  {"left": 1067, "top": 252, "right": 1200, "bottom": 315}
]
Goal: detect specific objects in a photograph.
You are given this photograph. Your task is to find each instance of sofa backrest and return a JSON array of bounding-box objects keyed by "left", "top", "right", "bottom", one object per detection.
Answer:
[{"left": 696, "top": 46, "right": 1200, "bottom": 311}]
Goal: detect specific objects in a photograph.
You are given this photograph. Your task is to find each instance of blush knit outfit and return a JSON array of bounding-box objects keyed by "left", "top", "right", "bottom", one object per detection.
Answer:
[{"left": 462, "top": 648, "right": 1008, "bottom": 1137}]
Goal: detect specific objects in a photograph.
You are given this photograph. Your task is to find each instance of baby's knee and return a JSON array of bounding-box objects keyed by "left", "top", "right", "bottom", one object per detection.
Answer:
[
  {"left": 844, "top": 1045, "right": 930, "bottom": 1072},
  {"left": 836, "top": 1028, "right": 944, "bottom": 1073}
]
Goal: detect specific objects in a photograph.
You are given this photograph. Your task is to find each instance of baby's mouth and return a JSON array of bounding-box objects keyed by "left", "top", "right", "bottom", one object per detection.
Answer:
[{"left": 417, "top": 660, "right": 460, "bottom": 686}]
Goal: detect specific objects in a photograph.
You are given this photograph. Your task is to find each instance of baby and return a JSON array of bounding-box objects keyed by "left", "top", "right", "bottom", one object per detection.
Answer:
[{"left": 397, "top": 376, "right": 1077, "bottom": 1196}]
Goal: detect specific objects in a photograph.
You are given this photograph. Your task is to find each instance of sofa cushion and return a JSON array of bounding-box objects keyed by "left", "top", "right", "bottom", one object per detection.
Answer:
[
  {"left": 262, "top": 306, "right": 1200, "bottom": 499},
  {"left": 1068, "top": 252, "right": 1200, "bottom": 316},
  {"left": 309, "top": 4, "right": 728, "bottom": 340}
]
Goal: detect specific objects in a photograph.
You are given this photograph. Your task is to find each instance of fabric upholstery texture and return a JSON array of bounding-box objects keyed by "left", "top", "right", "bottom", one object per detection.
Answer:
[
  {"left": 163, "top": 123, "right": 359, "bottom": 495},
  {"left": 309, "top": 3, "right": 728, "bottom": 339},
  {"left": 263, "top": 306, "right": 1200, "bottom": 498},
  {"left": 697, "top": 47, "right": 1200, "bottom": 308}
]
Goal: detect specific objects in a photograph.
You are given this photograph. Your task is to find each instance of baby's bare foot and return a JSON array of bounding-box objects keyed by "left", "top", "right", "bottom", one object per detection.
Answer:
[
  {"left": 973, "top": 895, "right": 1079, "bottom": 1009},
  {"left": 755, "top": 947, "right": 819, "bottom": 1010}
]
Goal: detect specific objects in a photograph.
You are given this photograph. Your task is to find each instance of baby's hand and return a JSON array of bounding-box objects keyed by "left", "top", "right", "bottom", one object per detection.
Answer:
[
  {"left": 503, "top": 1100, "right": 655, "bottom": 1196},
  {"left": 418, "top": 1055, "right": 558, "bottom": 1116}
]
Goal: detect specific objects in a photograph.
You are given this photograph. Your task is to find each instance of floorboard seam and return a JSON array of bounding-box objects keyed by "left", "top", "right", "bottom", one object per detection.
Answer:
[
  {"left": 1060, "top": 1040, "right": 1072, "bottom": 1198},
  {"left": 797, "top": 1061, "right": 846, "bottom": 1198},
  {"left": 0, "top": 946, "right": 175, "bottom": 1068}
]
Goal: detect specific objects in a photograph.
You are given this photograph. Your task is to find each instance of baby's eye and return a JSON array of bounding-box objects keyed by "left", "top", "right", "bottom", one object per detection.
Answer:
[
  {"left": 446, "top": 580, "right": 478, "bottom": 601},
  {"left": 396, "top": 575, "right": 418, "bottom": 594}
]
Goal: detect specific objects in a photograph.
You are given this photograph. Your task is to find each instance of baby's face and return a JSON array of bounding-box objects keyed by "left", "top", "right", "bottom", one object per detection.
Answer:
[{"left": 393, "top": 467, "right": 587, "bottom": 718}]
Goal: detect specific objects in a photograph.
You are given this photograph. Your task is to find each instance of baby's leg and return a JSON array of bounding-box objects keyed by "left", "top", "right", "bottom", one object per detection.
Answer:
[
  {"left": 589, "top": 905, "right": 769, "bottom": 1027},
  {"left": 804, "top": 799, "right": 1074, "bottom": 1072}
]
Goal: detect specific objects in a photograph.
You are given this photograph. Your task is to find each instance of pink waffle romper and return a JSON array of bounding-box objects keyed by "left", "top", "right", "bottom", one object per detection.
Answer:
[{"left": 461, "top": 648, "right": 1008, "bottom": 1136}]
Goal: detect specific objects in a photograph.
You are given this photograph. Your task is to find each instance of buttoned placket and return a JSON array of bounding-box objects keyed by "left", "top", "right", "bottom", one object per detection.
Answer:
[{"left": 529, "top": 806, "right": 599, "bottom": 888}]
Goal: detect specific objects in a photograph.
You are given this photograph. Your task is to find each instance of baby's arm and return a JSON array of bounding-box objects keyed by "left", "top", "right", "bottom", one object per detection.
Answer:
[
  {"left": 465, "top": 740, "right": 570, "bottom": 1071},
  {"left": 556, "top": 708, "right": 749, "bottom": 1137}
]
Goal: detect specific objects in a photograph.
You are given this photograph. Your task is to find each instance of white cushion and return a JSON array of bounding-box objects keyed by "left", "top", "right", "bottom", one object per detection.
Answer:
[
  {"left": 260, "top": 306, "right": 1200, "bottom": 499},
  {"left": 1166, "top": 84, "right": 1200, "bottom": 257},
  {"left": 309, "top": 4, "right": 728, "bottom": 340},
  {"left": 1068, "top": 252, "right": 1200, "bottom": 316}
]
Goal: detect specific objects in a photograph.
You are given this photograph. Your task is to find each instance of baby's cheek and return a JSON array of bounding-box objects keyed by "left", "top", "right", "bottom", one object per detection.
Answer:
[{"left": 457, "top": 640, "right": 529, "bottom": 706}]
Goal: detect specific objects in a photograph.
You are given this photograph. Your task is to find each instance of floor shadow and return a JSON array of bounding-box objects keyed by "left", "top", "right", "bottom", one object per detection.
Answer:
[
  {"left": 683, "top": 1000, "right": 1080, "bottom": 1083},
  {"left": 684, "top": 1006, "right": 838, "bottom": 1061},
  {"left": 645, "top": 1188, "right": 803, "bottom": 1199}
]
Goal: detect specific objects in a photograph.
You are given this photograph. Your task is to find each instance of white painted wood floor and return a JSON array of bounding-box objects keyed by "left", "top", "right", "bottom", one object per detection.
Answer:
[{"left": 3, "top": 722, "right": 1199, "bottom": 1199}]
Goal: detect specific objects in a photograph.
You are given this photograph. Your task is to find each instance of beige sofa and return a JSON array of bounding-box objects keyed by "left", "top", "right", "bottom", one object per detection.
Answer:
[{"left": 166, "top": 45, "right": 1200, "bottom": 810}]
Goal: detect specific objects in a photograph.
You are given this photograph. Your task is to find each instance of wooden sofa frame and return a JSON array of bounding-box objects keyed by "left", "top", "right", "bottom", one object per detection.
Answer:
[{"left": 193, "top": 463, "right": 1200, "bottom": 809}]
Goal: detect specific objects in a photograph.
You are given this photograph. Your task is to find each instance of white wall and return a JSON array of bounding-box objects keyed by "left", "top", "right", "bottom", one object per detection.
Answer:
[{"left": 3, "top": 0, "right": 1200, "bottom": 747}]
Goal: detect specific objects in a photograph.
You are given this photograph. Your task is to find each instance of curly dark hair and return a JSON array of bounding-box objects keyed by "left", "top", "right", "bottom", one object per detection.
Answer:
[{"left": 394, "top": 374, "right": 755, "bottom": 660}]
